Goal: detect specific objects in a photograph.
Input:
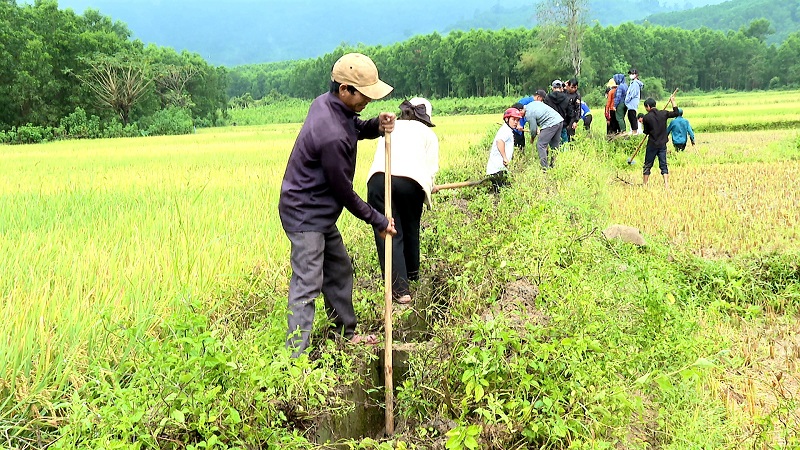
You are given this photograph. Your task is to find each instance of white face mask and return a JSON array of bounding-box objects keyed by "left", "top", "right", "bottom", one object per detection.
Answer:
[{"left": 630, "top": 74, "right": 636, "bottom": 80}]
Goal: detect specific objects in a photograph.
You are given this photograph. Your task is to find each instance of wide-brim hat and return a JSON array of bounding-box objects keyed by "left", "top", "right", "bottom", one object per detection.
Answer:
[
  {"left": 331, "top": 53, "right": 393, "bottom": 100},
  {"left": 400, "top": 97, "right": 435, "bottom": 127}
]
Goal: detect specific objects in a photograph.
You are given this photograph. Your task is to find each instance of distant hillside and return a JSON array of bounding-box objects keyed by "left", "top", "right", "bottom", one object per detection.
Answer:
[
  {"left": 53, "top": 0, "right": 727, "bottom": 66},
  {"left": 643, "top": 0, "right": 799, "bottom": 45},
  {"left": 445, "top": 0, "right": 728, "bottom": 30}
]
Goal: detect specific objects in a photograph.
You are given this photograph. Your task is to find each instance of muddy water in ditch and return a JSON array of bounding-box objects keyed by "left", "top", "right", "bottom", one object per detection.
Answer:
[
  {"left": 313, "top": 349, "right": 412, "bottom": 445},
  {"left": 312, "top": 287, "right": 442, "bottom": 444}
]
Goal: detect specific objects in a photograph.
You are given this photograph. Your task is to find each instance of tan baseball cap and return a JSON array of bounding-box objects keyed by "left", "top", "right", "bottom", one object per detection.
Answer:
[{"left": 331, "top": 53, "right": 393, "bottom": 100}]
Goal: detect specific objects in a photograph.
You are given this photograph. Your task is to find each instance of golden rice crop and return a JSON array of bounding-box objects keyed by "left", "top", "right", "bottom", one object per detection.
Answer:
[
  {"left": 607, "top": 129, "right": 800, "bottom": 256},
  {"left": 0, "top": 114, "right": 497, "bottom": 405}
]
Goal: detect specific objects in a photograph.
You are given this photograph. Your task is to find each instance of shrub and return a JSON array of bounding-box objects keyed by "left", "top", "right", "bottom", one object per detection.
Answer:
[
  {"left": 140, "top": 107, "right": 194, "bottom": 136},
  {"left": 101, "top": 118, "right": 140, "bottom": 139},
  {"left": 10, "top": 124, "right": 54, "bottom": 144},
  {"left": 50, "top": 300, "right": 354, "bottom": 449},
  {"left": 59, "top": 107, "right": 102, "bottom": 139},
  {"left": 640, "top": 76, "right": 666, "bottom": 101}
]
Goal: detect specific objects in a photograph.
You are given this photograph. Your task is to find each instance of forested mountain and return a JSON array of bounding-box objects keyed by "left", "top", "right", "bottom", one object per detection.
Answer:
[
  {"left": 643, "top": 0, "right": 799, "bottom": 45},
  {"left": 53, "top": 0, "right": 726, "bottom": 66}
]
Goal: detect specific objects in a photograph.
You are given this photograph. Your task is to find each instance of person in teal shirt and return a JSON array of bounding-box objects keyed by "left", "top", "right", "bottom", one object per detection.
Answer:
[{"left": 666, "top": 108, "right": 695, "bottom": 151}]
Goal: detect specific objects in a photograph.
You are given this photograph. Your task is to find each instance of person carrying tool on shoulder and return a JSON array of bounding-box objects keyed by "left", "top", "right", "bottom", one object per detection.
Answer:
[
  {"left": 666, "top": 108, "right": 696, "bottom": 151},
  {"left": 641, "top": 93, "right": 681, "bottom": 188},
  {"left": 486, "top": 107, "right": 523, "bottom": 191},
  {"left": 278, "top": 52, "right": 397, "bottom": 357}
]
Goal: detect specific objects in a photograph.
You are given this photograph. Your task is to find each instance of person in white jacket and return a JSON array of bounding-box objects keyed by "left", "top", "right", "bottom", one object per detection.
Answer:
[
  {"left": 367, "top": 97, "right": 439, "bottom": 304},
  {"left": 625, "top": 68, "right": 644, "bottom": 134}
]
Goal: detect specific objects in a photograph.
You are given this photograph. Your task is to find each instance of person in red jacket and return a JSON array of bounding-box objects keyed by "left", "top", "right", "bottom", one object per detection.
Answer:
[{"left": 604, "top": 78, "right": 619, "bottom": 135}]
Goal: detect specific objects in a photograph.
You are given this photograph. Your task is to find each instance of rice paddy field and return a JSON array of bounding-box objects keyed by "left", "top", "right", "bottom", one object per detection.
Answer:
[
  {"left": 607, "top": 129, "right": 800, "bottom": 256},
  {"left": 1, "top": 89, "right": 799, "bottom": 447},
  {"left": 0, "top": 113, "right": 495, "bottom": 419}
]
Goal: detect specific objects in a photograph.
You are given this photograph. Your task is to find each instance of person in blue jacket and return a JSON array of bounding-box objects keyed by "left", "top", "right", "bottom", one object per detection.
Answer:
[
  {"left": 666, "top": 108, "right": 696, "bottom": 151},
  {"left": 625, "top": 68, "right": 644, "bottom": 134},
  {"left": 580, "top": 101, "right": 592, "bottom": 132},
  {"left": 613, "top": 73, "right": 627, "bottom": 133},
  {"left": 512, "top": 98, "right": 534, "bottom": 153}
]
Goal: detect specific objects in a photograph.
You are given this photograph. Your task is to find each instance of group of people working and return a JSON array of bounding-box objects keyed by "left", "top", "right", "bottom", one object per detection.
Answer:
[{"left": 278, "top": 53, "right": 696, "bottom": 356}]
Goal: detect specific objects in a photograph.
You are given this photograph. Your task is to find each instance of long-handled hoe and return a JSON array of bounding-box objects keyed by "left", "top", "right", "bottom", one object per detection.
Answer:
[
  {"left": 626, "top": 134, "right": 647, "bottom": 165},
  {"left": 433, "top": 177, "right": 491, "bottom": 192},
  {"left": 383, "top": 132, "right": 395, "bottom": 436}
]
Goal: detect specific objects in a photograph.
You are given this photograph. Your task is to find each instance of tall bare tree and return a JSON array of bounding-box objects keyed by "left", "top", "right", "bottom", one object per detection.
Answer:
[
  {"left": 78, "top": 54, "right": 152, "bottom": 126},
  {"left": 155, "top": 64, "right": 199, "bottom": 109},
  {"left": 536, "top": 0, "right": 589, "bottom": 78}
]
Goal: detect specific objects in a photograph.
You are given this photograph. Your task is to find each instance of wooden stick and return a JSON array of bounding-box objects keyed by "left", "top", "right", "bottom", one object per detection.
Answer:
[
  {"left": 383, "top": 132, "right": 394, "bottom": 436},
  {"left": 627, "top": 134, "right": 647, "bottom": 164},
  {"left": 433, "top": 178, "right": 490, "bottom": 191},
  {"left": 668, "top": 87, "right": 679, "bottom": 105}
]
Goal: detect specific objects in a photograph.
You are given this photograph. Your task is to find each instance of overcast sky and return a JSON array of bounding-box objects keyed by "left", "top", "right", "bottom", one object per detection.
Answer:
[{"left": 42, "top": 0, "right": 730, "bottom": 66}]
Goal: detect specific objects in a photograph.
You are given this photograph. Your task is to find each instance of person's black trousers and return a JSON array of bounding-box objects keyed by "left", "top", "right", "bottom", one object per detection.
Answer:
[
  {"left": 627, "top": 108, "right": 639, "bottom": 132},
  {"left": 513, "top": 131, "right": 526, "bottom": 153},
  {"left": 367, "top": 174, "right": 424, "bottom": 299},
  {"left": 643, "top": 144, "right": 669, "bottom": 175}
]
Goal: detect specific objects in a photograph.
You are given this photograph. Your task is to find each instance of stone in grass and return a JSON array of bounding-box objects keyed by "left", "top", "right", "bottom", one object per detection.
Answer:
[{"left": 603, "top": 224, "right": 646, "bottom": 246}]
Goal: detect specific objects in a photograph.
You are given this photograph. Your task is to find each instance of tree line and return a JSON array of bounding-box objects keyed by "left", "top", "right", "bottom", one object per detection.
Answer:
[
  {"left": 229, "top": 19, "right": 800, "bottom": 102},
  {"left": 0, "top": 0, "right": 227, "bottom": 142}
]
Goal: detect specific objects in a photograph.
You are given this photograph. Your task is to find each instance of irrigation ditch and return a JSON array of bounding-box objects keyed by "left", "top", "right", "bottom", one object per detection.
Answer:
[{"left": 311, "top": 262, "right": 455, "bottom": 444}]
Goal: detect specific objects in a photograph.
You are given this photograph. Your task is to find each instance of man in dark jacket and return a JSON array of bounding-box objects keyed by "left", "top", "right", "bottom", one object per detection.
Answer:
[
  {"left": 641, "top": 94, "right": 680, "bottom": 188},
  {"left": 544, "top": 80, "right": 571, "bottom": 143},
  {"left": 564, "top": 79, "right": 582, "bottom": 141},
  {"left": 278, "top": 52, "right": 397, "bottom": 357}
]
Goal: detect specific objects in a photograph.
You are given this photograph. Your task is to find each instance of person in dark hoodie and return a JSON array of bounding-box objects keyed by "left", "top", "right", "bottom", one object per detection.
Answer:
[
  {"left": 544, "top": 80, "right": 571, "bottom": 144},
  {"left": 278, "top": 52, "right": 397, "bottom": 357},
  {"left": 641, "top": 94, "right": 680, "bottom": 189},
  {"left": 564, "top": 79, "right": 582, "bottom": 141},
  {"left": 613, "top": 73, "right": 627, "bottom": 134}
]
